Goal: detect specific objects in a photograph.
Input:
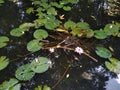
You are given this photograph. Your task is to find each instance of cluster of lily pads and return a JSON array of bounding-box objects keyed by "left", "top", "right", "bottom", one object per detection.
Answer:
[{"left": 0, "top": 0, "right": 120, "bottom": 89}]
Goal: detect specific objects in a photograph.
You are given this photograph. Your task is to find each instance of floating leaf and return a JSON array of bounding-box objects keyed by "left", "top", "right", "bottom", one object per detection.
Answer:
[
  {"left": 27, "top": 39, "right": 42, "bottom": 52},
  {"left": 34, "top": 85, "right": 51, "bottom": 90},
  {"left": 15, "top": 64, "right": 35, "bottom": 81},
  {"left": 76, "top": 22, "right": 90, "bottom": 30},
  {"left": 34, "top": 85, "right": 42, "bottom": 90},
  {"left": 0, "top": 78, "right": 21, "bottom": 90},
  {"left": 26, "top": 7, "right": 34, "bottom": 14},
  {"left": 31, "top": 57, "right": 50, "bottom": 73},
  {"left": 0, "top": 56, "right": 9, "bottom": 70},
  {"left": 63, "top": 6, "right": 71, "bottom": 11},
  {"left": 47, "top": 7, "right": 57, "bottom": 15},
  {"left": 43, "top": 85, "right": 51, "bottom": 90},
  {"left": 94, "top": 29, "right": 108, "bottom": 39},
  {"left": 45, "top": 20, "right": 61, "bottom": 30},
  {"left": 10, "top": 28, "right": 25, "bottom": 37},
  {"left": 86, "top": 29, "right": 94, "bottom": 38},
  {"left": 105, "top": 58, "right": 120, "bottom": 74},
  {"left": 19, "top": 23, "right": 35, "bottom": 30},
  {"left": 50, "top": 2, "right": 63, "bottom": 8},
  {"left": 104, "top": 24, "right": 119, "bottom": 36},
  {"left": 0, "top": 36, "right": 9, "bottom": 48},
  {"left": 95, "top": 46, "right": 112, "bottom": 58},
  {"left": 64, "top": 20, "right": 76, "bottom": 30},
  {"left": 33, "top": 29, "right": 48, "bottom": 40}
]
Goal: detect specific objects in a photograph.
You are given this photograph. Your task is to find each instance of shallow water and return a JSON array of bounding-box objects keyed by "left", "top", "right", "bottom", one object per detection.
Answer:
[{"left": 0, "top": 0, "right": 120, "bottom": 90}]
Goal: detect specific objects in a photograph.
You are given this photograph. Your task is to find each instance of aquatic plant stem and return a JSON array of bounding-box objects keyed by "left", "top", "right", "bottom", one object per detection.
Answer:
[{"left": 52, "top": 64, "right": 70, "bottom": 89}]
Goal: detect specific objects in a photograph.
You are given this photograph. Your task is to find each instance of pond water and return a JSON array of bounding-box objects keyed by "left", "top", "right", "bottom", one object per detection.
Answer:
[{"left": 0, "top": 0, "right": 120, "bottom": 90}]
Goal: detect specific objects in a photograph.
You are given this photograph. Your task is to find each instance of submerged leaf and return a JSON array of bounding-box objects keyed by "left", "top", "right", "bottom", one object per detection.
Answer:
[
  {"left": 31, "top": 57, "right": 50, "bottom": 73},
  {"left": 0, "top": 56, "right": 9, "bottom": 70},
  {"left": 27, "top": 39, "right": 42, "bottom": 52},
  {"left": 95, "top": 46, "right": 112, "bottom": 58},
  {"left": 15, "top": 64, "right": 35, "bottom": 81}
]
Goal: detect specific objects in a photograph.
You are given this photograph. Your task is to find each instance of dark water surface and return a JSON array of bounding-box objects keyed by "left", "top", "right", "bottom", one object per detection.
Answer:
[{"left": 0, "top": 0, "right": 120, "bottom": 90}]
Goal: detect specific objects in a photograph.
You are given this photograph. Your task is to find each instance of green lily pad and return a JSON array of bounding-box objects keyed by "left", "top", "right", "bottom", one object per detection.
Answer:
[
  {"left": 15, "top": 64, "right": 35, "bottom": 81},
  {"left": 63, "top": 6, "right": 71, "bottom": 11},
  {"left": 27, "top": 39, "right": 42, "bottom": 52},
  {"left": 19, "top": 23, "right": 35, "bottom": 30},
  {"left": 47, "top": 7, "right": 57, "bottom": 15},
  {"left": 104, "top": 24, "right": 119, "bottom": 36},
  {"left": 94, "top": 29, "right": 108, "bottom": 39},
  {"left": 76, "top": 22, "right": 90, "bottom": 30},
  {"left": 0, "top": 78, "right": 21, "bottom": 90},
  {"left": 0, "top": 36, "right": 9, "bottom": 48},
  {"left": 33, "top": 29, "right": 48, "bottom": 40},
  {"left": 95, "top": 46, "right": 112, "bottom": 58},
  {"left": 64, "top": 20, "right": 76, "bottom": 30},
  {"left": 34, "top": 85, "right": 51, "bottom": 90},
  {"left": 0, "top": 56, "right": 9, "bottom": 70},
  {"left": 105, "top": 58, "right": 120, "bottom": 74},
  {"left": 10, "top": 28, "right": 25, "bottom": 37},
  {"left": 31, "top": 57, "right": 50, "bottom": 73}
]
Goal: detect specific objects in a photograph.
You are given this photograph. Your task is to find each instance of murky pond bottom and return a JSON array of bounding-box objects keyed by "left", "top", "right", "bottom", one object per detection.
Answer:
[{"left": 0, "top": 0, "right": 120, "bottom": 90}]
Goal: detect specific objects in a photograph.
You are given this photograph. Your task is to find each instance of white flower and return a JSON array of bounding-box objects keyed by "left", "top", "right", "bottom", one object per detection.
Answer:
[
  {"left": 75, "top": 47, "right": 84, "bottom": 55},
  {"left": 49, "top": 48, "right": 55, "bottom": 53}
]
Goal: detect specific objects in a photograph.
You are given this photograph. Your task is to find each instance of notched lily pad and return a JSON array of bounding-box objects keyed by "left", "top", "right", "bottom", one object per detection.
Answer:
[
  {"left": 31, "top": 57, "right": 50, "bottom": 73},
  {"left": 95, "top": 46, "right": 112, "bottom": 58},
  {"left": 33, "top": 29, "right": 48, "bottom": 40},
  {"left": 0, "top": 56, "right": 9, "bottom": 70},
  {"left": 105, "top": 58, "right": 120, "bottom": 74},
  {"left": 0, "top": 36, "right": 9, "bottom": 48},
  {"left": 27, "top": 39, "right": 43, "bottom": 52},
  {"left": 15, "top": 64, "right": 35, "bottom": 81},
  {"left": 0, "top": 78, "right": 21, "bottom": 90},
  {"left": 10, "top": 28, "right": 25, "bottom": 37}
]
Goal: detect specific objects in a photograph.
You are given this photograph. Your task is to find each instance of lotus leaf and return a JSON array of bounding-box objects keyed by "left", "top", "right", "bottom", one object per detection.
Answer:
[
  {"left": 95, "top": 46, "right": 112, "bottom": 58},
  {"left": 15, "top": 64, "right": 35, "bottom": 81}
]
